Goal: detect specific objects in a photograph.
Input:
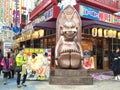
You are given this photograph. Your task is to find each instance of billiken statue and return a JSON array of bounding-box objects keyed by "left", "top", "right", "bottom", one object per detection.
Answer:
[{"left": 55, "top": 5, "right": 83, "bottom": 69}]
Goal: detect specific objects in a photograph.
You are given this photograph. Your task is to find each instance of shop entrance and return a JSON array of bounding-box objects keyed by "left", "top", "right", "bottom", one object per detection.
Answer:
[{"left": 96, "top": 38, "right": 103, "bottom": 69}]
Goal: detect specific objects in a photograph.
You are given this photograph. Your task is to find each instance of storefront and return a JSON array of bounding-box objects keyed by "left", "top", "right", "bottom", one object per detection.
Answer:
[{"left": 81, "top": 20, "right": 120, "bottom": 70}]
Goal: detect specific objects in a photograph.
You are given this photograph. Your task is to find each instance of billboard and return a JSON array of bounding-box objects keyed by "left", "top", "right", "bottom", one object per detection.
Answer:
[
  {"left": 24, "top": 48, "right": 51, "bottom": 80},
  {"left": 80, "top": 5, "right": 120, "bottom": 25}
]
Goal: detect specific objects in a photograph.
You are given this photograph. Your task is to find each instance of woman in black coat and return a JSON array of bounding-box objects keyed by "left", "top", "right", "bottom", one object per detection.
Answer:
[{"left": 111, "top": 47, "right": 120, "bottom": 80}]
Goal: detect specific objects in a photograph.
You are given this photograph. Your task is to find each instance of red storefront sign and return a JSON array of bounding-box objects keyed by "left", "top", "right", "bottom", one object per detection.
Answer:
[
  {"left": 32, "top": 6, "right": 60, "bottom": 26},
  {"left": 30, "top": 0, "right": 58, "bottom": 20}
]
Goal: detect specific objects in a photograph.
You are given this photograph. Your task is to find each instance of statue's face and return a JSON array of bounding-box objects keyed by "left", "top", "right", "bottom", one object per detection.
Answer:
[{"left": 62, "top": 20, "right": 77, "bottom": 39}]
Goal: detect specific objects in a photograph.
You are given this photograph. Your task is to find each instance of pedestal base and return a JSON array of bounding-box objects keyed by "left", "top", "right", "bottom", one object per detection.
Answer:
[{"left": 49, "top": 69, "right": 93, "bottom": 85}]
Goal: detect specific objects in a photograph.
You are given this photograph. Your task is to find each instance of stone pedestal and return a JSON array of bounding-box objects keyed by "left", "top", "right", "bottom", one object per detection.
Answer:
[{"left": 49, "top": 69, "right": 93, "bottom": 85}]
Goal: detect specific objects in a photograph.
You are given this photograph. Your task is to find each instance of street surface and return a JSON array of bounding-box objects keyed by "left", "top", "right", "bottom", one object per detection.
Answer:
[{"left": 0, "top": 74, "right": 120, "bottom": 90}]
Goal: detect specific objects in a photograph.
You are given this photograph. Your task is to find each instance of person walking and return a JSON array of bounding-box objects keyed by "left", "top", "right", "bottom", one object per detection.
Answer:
[
  {"left": 8, "top": 48, "right": 16, "bottom": 78},
  {"left": 0, "top": 49, "right": 3, "bottom": 75},
  {"left": 111, "top": 47, "right": 120, "bottom": 80},
  {"left": 0, "top": 52, "right": 12, "bottom": 85},
  {"left": 16, "top": 47, "right": 28, "bottom": 88}
]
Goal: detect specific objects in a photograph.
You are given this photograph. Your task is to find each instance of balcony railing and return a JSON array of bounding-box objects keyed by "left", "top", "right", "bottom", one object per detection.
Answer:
[{"left": 77, "top": 0, "right": 119, "bottom": 12}]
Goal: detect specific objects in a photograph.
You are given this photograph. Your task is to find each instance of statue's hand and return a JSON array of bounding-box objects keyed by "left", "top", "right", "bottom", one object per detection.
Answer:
[{"left": 55, "top": 58, "right": 59, "bottom": 66}]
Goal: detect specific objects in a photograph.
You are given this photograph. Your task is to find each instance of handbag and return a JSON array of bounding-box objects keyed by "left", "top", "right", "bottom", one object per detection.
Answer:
[
  {"left": 2, "top": 68, "right": 9, "bottom": 73},
  {"left": 15, "top": 66, "right": 22, "bottom": 72}
]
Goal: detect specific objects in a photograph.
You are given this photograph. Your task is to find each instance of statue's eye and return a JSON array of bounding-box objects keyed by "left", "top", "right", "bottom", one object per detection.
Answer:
[{"left": 71, "top": 26, "right": 75, "bottom": 28}]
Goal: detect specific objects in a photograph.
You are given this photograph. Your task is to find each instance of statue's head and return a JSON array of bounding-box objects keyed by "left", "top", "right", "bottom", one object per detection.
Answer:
[{"left": 60, "top": 19, "right": 78, "bottom": 39}]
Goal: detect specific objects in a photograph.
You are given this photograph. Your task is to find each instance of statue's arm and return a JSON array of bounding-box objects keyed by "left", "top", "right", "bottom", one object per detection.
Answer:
[
  {"left": 55, "top": 36, "right": 63, "bottom": 59},
  {"left": 77, "top": 42, "right": 83, "bottom": 59}
]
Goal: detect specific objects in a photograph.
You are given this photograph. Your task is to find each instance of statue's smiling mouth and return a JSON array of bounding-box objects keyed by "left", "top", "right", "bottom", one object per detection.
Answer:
[{"left": 64, "top": 31, "right": 77, "bottom": 37}]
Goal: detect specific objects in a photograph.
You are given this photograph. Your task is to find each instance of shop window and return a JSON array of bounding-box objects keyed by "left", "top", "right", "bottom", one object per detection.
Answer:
[
  {"left": 34, "top": 39, "right": 40, "bottom": 48},
  {"left": 47, "top": 38, "right": 51, "bottom": 48},
  {"left": 26, "top": 40, "right": 30, "bottom": 48},
  {"left": 52, "top": 29, "right": 56, "bottom": 34},
  {"left": 44, "top": 38, "right": 47, "bottom": 48},
  {"left": 40, "top": 39, "right": 44, "bottom": 48},
  {"left": 82, "top": 28, "right": 91, "bottom": 35},
  {"left": 20, "top": 41, "right": 25, "bottom": 48},
  {"left": 44, "top": 29, "right": 56, "bottom": 36}
]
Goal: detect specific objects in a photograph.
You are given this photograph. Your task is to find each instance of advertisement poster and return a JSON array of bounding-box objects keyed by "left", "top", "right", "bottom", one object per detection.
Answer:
[
  {"left": 3, "top": 42, "right": 13, "bottom": 55},
  {"left": 24, "top": 48, "right": 51, "bottom": 80},
  {"left": 82, "top": 50, "right": 95, "bottom": 70}
]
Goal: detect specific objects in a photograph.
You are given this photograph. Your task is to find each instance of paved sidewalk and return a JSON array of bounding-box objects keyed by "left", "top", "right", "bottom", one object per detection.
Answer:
[{"left": 0, "top": 74, "right": 120, "bottom": 90}]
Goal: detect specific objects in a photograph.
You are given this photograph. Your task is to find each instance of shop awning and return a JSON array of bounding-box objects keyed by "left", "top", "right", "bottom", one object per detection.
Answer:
[
  {"left": 33, "top": 20, "right": 120, "bottom": 31},
  {"left": 82, "top": 20, "right": 120, "bottom": 31},
  {"left": 33, "top": 21, "right": 56, "bottom": 30}
]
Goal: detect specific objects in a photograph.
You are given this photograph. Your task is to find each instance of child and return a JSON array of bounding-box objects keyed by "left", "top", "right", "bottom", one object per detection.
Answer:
[{"left": 1, "top": 52, "right": 12, "bottom": 85}]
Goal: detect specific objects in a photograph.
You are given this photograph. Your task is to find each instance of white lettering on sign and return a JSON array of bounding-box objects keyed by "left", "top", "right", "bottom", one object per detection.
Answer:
[{"left": 44, "top": 8, "right": 53, "bottom": 21}]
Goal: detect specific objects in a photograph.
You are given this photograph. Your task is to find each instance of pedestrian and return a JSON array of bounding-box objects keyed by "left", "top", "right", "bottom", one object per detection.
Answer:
[
  {"left": 0, "top": 52, "right": 12, "bottom": 85},
  {"left": 0, "top": 49, "right": 3, "bottom": 75},
  {"left": 16, "top": 47, "right": 28, "bottom": 88},
  {"left": 8, "top": 48, "right": 16, "bottom": 78},
  {"left": 111, "top": 47, "right": 120, "bottom": 80}
]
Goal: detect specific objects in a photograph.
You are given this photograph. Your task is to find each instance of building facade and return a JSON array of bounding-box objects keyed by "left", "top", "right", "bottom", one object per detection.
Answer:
[{"left": 16, "top": 0, "right": 120, "bottom": 70}]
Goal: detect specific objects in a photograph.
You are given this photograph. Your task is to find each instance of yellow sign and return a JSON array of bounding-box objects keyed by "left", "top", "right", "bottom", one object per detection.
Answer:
[
  {"left": 34, "top": 48, "right": 39, "bottom": 53},
  {"left": 30, "top": 48, "right": 34, "bottom": 53},
  {"left": 24, "top": 48, "right": 30, "bottom": 53}
]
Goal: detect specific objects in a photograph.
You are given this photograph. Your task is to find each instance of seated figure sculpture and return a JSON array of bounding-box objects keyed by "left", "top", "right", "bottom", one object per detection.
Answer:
[{"left": 55, "top": 5, "right": 83, "bottom": 69}]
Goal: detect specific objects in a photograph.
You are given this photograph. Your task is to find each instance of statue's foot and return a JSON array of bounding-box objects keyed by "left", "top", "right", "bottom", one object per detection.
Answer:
[
  {"left": 70, "top": 52, "right": 81, "bottom": 69},
  {"left": 59, "top": 52, "right": 70, "bottom": 69}
]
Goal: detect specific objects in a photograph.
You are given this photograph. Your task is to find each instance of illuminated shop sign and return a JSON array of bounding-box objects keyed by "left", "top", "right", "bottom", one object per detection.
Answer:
[
  {"left": 25, "top": 7, "right": 53, "bottom": 31},
  {"left": 32, "top": 14, "right": 45, "bottom": 25},
  {"left": 80, "top": 5, "right": 120, "bottom": 25}
]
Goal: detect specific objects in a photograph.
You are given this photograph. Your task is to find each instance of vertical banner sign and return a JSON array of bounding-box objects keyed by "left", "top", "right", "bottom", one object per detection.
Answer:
[
  {"left": 13, "top": 0, "right": 22, "bottom": 26},
  {"left": 1, "top": 0, "right": 5, "bottom": 23},
  {"left": 5, "top": 0, "right": 10, "bottom": 26},
  {"left": 12, "top": 0, "right": 15, "bottom": 25},
  {"left": 9, "top": 0, "right": 13, "bottom": 24},
  {"left": 0, "top": 0, "right": 2, "bottom": 21},
  {"left": 24, "top": 48, "right": 51, "bottom": 80}
]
